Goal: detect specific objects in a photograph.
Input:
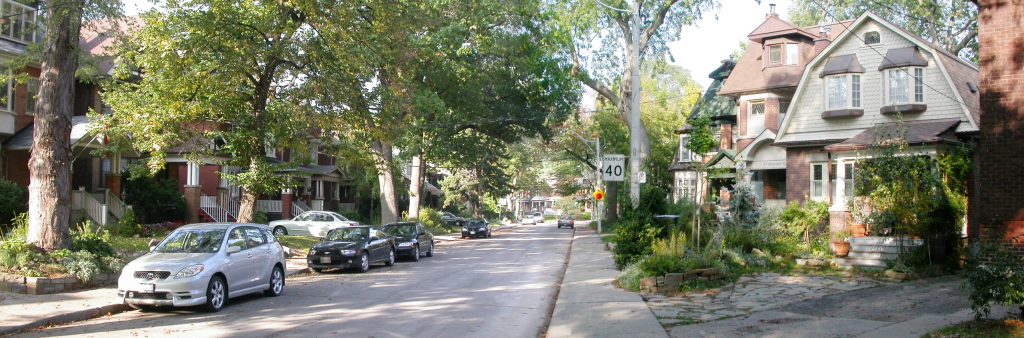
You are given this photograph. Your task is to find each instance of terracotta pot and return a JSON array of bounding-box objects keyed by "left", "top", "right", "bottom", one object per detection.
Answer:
[
  {"left": 849, "top": 223, "right": 867, "bottom": 238},
  {"left": 832, "top": 241, "right": 851, "bottom": 258}
]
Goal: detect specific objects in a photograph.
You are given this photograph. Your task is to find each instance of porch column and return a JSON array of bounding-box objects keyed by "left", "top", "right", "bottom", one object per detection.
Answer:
[
  {"left": 106, "top": 153, "right": 122, "bottom": 198},
  {"left": 315, "top": 180, "right": 324, "bottom": 200},
  {"left": 281, "top": 188, "right": 294, "bottom": 220},
  {"left": 303, "top": 177, "right": 312, "bottom": 206},
  {"left": 184, "top": 162, "right": 201, "bottom": 223},
  {"left": 829, "top": 158, "right": 849, "bottom": 234}
]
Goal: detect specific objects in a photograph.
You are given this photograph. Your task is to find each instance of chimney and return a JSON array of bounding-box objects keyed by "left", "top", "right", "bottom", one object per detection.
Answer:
[
  {"left": 814, "top": 24, "right": 832, "bottom": 55},
  {"left": 766, "top": 3, "right": 779, "bottom": 18}
]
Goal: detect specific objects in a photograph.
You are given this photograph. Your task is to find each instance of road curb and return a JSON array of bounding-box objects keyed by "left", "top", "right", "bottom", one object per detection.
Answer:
[{"left": 1, "top": 267, "right": 311, "bottom": 336}]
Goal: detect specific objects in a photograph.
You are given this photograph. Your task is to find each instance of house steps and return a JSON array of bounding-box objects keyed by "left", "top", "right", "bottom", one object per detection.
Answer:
[{"left": 833, "top": 236, "right": 923, "bottom": 270}]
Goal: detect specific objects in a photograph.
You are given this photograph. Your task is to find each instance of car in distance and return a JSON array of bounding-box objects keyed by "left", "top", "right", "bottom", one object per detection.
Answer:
[
  {"left": 441, "top": 212, "right": 466, "bottom": 228},
  {"left": 269, "top": 211, "right": 358, "bottom": 237},
  {"left": 557, "top": 215, "right": 575, "bottom": 229},
  {"left": 381, "top": 222, "right": 434, "bottom": 261},
  {"left": 532, "top": 212, "right": 544, "bottom": 224},
  {"left": 117, "top": 223, "right": 286, "bottom": 312},
  {"left": 520, "top": 217, "right": 535, "bottom": 225},
  {"left": 306, "top": 226, "right": 395, "bottom": 273},
  {"left": 461, "top": 219, "right": 491, "bottom": 238}
]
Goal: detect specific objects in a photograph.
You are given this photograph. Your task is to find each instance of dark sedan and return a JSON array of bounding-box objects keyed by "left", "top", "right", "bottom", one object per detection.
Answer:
[
  {"left": 381, "top": 222, "right": 434, "bottom": 261},
  {"left": 557, "top": 216, "right": 575, "bottom": 229},
  {"left": 307, "top": 227, "right": 395, "bottom": 273},
  {"left": 461, "top": 219, "right": 491, "bottom": 238}
]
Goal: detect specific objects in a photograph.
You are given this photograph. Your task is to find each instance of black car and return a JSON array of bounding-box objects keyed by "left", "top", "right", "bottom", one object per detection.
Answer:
[
  {"left": 307, "top": 226, "right": 395, "bottom": 273},
  {"left": 461, "top": 219, "right": 491, "bottom": 238},
  {"left": 381, "top": 222, "right": 434, "bottom": 261},
  {"left": 441, "top": 212, "right": 466, "bottom": 229},
  {"left": 557, "top": 216, "right": 575, "bottom": 229}
]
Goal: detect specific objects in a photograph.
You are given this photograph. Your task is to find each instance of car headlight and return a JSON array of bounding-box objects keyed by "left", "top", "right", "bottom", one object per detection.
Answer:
[
  {"left": 174, "top": 264, "right": 204, "bottom": 279},
  {"left": 339, "top": 249, "right": 357, "bottom": 255},
  {"left": 309, "top": 249, "right": 316, "bottom": 255}
]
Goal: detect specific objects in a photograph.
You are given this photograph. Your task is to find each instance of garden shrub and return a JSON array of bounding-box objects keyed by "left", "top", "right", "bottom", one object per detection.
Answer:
[
  {"left": 779, "top": 201, "right": 828, "bottom": 244},
  {"left": 617, "top": 261, "right": 644, "bottom": 292},
  {"left": 253, "top": 211, "right": 269, "bottom": 225},
  {"left": 414, "top": 207, "right": 449, "bottom": 234},
  {"left": 123, "top": 171, "right": 187, "bottom": 224},
  {"left": 117, "top": 208, "right": 141, "bottom": 237},
  {"left": 71, "top": 221, "right": 115, "bottom": 257},
  {"left": 729, "top": 184, "right": 760, "bottom": 228},
  {"left": 613, "top": 216, "right": 661, "bottom": 267},
  {"left": 963, "top": 243, "right": 1024, "bottom": 319},
  {"left": 0, "top": 179, "right": 25, "bottom": 228},
  {"left": 61, "top": 250, "right": 101, "bottom": 282}
]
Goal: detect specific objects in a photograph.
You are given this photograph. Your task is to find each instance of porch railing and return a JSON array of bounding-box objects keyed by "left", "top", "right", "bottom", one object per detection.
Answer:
[
  {"left": 105, "top": 189, "right": 129, "bottom": 220},
  {"left": 292, "top": 201, "right": 309, "bottom": 214},
  {"left": 257, "top": 200, "right": 282, "bottom": 213},
  {"left": 72, "top": 190, "right": 108, "bottom": 226},
  {"left": 200, "top": 195, "right": 228, "bottom": 222}
]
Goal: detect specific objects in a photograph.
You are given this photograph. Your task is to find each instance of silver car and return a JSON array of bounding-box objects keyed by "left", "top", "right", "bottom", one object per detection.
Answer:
[{"left": 117, "top": 223, "right": 287, "bottom": 312}]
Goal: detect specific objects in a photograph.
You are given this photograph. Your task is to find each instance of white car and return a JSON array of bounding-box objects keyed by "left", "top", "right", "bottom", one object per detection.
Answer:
[
  {"left": 118, "top": 223, "right": 286, "bottom": 312},
  {"left": 532, "top": 213, "right": 544, "bottom": 223},
  {"left": 269, "top": 211, "right": 359, "bottom": 237},
  {"left": 520, "top": 217, "right": 536, "bottom": 225}
]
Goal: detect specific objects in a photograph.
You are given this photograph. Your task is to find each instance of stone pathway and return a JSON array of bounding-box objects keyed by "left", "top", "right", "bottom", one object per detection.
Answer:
[{"left": 644, "top": 273, "right": 887, "bottom": 328}]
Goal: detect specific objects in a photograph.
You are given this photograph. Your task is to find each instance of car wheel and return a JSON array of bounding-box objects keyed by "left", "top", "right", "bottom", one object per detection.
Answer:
[
  {"left": 356, "top": 252, "right": 370, "bottom": 273},
  {"left": 411, "top": 245, "right": 420, "bottom": 262},
  {"left": 203, "top": 275, "right": 227, "bottom": 312},
  {"left": 426, "top": 242, "right": 434, "bottom": 257},
  {"left": 264, "top": 265, "right": 284, "bottom": 296},
  {"left": 273, "top": 226, "right": 288, "bottom": 236},
  {"left": 312, "top": 268, "right": 323, "bottom": 273},
  {"left": 385, "top": 248, "right": 395, "bottom": 267}
]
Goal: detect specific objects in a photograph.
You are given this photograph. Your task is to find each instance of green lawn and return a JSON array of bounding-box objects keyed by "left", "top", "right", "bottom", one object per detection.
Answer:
[
  {"left": 924, "top": 318, "right": 1024, "bottom": 338},
  {"left": 277, "top": 235, "right": 321, "bottom": 253}
]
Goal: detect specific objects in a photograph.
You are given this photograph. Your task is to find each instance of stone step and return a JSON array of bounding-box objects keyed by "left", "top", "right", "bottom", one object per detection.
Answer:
[
  {"left": 849, "top": 236, "right": 924, "bottom": 246},
  {"left": 847, "top": 250, "right": 899, "bottom": 261},
  {"left": 832, "top": 257, "right": 888, "bottom": 270}
]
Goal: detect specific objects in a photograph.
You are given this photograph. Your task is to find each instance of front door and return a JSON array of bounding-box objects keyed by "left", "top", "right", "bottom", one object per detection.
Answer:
[{"left": 224, "top": 227, "right": 256, "bottom": 293}]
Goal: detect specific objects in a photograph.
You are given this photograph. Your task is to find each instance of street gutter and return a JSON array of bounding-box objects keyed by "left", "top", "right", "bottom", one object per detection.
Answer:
[{"left": 540, "top": 226, "right": 575, "bottom": 337}]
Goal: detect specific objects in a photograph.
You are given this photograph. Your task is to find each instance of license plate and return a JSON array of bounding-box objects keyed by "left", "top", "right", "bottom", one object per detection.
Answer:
[
  {"left": 470, "top": 231, "right": 476, "bottom": 234},
  {"left": 320, "top": 257, "right": 331, "bottom": 264},
  {"left": 138, "top": 283, "right": 155, "bottom": 292}
]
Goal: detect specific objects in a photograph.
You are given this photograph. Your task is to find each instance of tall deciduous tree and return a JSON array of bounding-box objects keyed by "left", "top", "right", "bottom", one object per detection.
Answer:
[
  {"left": 102, "top": 0, "right": 315, "bottom": 223},
  {"left": 27, "top": 0, "right": 87, "bottom": 251},
  {"left": 788, "top": 0, "right": 978, "bottom": 61},
  {"left": 552, "top": 0, "right": 717, "bottom": 207}
]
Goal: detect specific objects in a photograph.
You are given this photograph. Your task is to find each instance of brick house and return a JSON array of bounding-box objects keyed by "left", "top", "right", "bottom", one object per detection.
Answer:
[
  {"left": 717, "top": 11, "right": 853, "bottom": 208},
  {"left": 774, "top": 12, "right": 980, "bottom": 266},
  {"left": 671, "top": 59, "right": 737, "bottom": 205}
]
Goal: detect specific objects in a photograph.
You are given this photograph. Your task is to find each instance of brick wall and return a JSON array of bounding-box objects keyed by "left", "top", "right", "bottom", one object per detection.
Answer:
[
  {"left": 765, "top": 98, "right": 780, "bottom": 133},
  {"left": 3, "top": 150, "right": 29, "bottom": 188},
  {"left": 720, "top": 123, "right": 733, "bottom": 150},
  {"left": 973, "top": 0, "right": 1024, "bottom": 252},
  {"left": 813, "top": 37, "right": 831, "bottom": 55},
  {"left": 785, "top": 147, "right": 814, "bottom": 204},
  {"left": 737, "top": 99, "right": 747, "bottom": 138}
]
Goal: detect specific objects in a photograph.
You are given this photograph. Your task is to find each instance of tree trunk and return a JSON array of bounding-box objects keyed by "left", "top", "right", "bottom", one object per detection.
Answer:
[
  {"left": 407, "top": 152, "right": 425, "bottom": 218},
  {"left": 605, "top": 182, "right": 619, "bottom": 222},
  {"left": 235, "top": 160, "right": 261, "bottom": 223},
  {"left": 27, "top": 0, "right": 83, "bottom": 251},
  {"left": 372, "top": 141, "right": 398, "bottom": 225}
]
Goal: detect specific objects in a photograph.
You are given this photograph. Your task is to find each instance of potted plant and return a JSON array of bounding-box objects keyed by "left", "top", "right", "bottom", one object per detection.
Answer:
[
  {"left": 847, "top": 198, "right": 869, "bottom": 238},
  {"left": 831, "top": 229, "right": 851, "bottom": 258}
]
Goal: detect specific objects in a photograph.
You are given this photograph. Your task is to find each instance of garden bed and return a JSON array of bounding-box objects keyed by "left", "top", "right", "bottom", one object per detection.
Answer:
[
  {"left": 639, "top": 268, "right": 725, "bottom": 294},
  {"left": 0, "top": 271, "right": 118, "bottom": 294}
]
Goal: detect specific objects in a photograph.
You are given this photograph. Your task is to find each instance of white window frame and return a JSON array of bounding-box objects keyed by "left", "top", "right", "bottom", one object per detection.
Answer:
[
  {"left": 0, "top": 0, "right": 41, "bottom": 44},
  {"left": 829, "top": 162, "right": 855, "bottom": 204},
  {"left": 884, "top": 67, "right": 925, "bottom": 105},
  {"left": 25, "top": 78, "right": 37, "bottom": 115},
  {"left": 824, "top": 74, "right": 861, "bottom": 110},
  {"left": 785, "top": 43, "right": 799, "bottom": 65},
  {"left": 810, "top": 163, "right": 827, "bottom": 201},
  {"left": 746, "top": 100, "right": 766, "bottom": 137}
]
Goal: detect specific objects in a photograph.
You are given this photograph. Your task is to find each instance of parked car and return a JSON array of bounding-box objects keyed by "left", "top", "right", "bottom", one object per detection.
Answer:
[
  {"left": 381, "top": 222, "right": 434, "bottom": 261},
  {"left": 306, "top": 226, "right": 395, "bottom": 273},
  {"left": 269, "top": 211, "right": 358, "bottom": 237},
  {"left": 441, "top": 212, "right": 466, "bottom": 228},
  {"left": 461, "top": 219, "right": 491, "bottom": 238},
  {"left": 117, "top": 223, "right": 286, "bottom": 312},
  {"left": 520, "top": 217, "right": 536, "bottom": 225},
  {"left": 557, "top": 215, "right": 575, "bottom": 229},
  {"left": 532, "top": 212, "right": 544, "bottom": 223}
]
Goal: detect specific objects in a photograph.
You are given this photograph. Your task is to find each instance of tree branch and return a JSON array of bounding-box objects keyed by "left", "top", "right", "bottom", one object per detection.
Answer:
[
  {"left": 562, "top": 144, "right": 596, "bottom": 170},
  {"left": 951, "top": 29, "right": 977, "bottom": 55},
  {"left": 569, "top": 45, "right": 621, "bottom": 106},
  {"left": 639, "top": 0, "right": 681, "bottom": 52}
]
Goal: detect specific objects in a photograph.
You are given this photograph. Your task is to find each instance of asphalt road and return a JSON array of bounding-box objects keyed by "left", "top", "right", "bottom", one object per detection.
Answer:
[{"left": 19, "top": 222, "right": 573, "bottom": 338}]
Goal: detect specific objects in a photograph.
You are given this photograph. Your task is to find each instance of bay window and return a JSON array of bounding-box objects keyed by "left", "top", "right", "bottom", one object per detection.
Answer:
[
  {"left": 825, "top": 74, "right": 861, "bottom": 110},
  {"left": 768, "top": 43, "right": 798, "bottom": 66},
  {"left": 885, "top": 67, "right": 924, "bottom": 105}
]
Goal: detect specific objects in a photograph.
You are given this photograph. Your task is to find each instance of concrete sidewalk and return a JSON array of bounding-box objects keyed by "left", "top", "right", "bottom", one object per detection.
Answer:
[
  {"left": 547, "top": 226, "right": 668, "bottom": 338},
  {"left": 0, "top": 258, "right": 309, "bottom": 335}
]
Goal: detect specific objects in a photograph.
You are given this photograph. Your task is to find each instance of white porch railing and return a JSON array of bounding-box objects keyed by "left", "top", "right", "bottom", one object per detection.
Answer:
[
  {"left": 72, "top": 190, "right": 108, "bottom": 226},
  {"left": 311, "top": 200, "right": 324, "bottom": 211},
  {"left": 105, "top": 189, "right": 129, "bottom": 220},
  {"left": 200, "top": 195, "right": 228, "bottom": 222},
  {"left": 292, "top": 201, "right": 309, "bottom": 214},
  {"left": 257, "top": 200, "right": 282, "bottom": 213}
]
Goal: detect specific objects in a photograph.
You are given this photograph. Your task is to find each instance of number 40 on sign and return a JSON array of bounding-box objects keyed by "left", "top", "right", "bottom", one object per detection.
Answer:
[{"left": 601, "top": 154, "right": 626, "bottom": 181}]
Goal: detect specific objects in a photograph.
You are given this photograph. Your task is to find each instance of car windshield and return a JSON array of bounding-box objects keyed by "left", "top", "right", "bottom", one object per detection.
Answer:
[
  {"left": 469, "top": 220, "right": 486, "bottom": 226},
  {"left": 326, "top": 227, "right": 369, "bottom": 241},
  {"left": 154, "top": 229, "right": 225, "bottom": 253},
  {"left": 383, "top": 224, "right": 416, "bottom": 237},
  {"left": 560, "top": 215, "right": 572, "bottom": 220}
]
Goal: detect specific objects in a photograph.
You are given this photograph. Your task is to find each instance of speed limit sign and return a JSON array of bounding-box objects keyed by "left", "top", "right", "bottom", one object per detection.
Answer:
[{"left": 601, "top": 154, "right": 626, "bottom": 181}]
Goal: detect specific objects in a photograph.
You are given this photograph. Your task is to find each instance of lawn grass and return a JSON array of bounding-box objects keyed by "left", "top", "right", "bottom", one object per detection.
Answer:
[
  {"left": 924, "top": 318, "right": 1024, "bottom": 338},
  {"left": 277, "top": 235, "right": 321, "bottom": 252}
]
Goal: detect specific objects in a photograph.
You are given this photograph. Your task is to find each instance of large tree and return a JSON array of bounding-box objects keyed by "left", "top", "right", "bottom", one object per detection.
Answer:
[
  {"left": 552, "top": 0, "right": 717, "bottom": 208},
  {"left": 102, "top": 0, "right": 315, "bottom": 223},
  {"left": 788, "top": 0, "right": 978, "bottom": 62}
]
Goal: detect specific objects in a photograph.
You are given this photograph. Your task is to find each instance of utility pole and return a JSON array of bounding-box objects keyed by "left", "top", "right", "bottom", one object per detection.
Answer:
[
  {"left": 596, "top": 137, "right": 603, "bottom": 233},
  {"left": 628, "top": 0, "right": 643, "bottom": 209}
]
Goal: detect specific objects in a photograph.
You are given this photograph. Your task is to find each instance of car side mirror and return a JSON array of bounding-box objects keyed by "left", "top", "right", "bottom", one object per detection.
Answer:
[
  {"left": 227, "top": 246, "right": 242, "bottom": 254},
  {"left": 148, "top": 239, "right": 159, "bottom": 252}
]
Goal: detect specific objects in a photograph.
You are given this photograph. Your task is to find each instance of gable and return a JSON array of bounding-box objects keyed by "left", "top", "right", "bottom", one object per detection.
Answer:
[{"left": 776, "top": 13, "right": 979, "bottom": 145}]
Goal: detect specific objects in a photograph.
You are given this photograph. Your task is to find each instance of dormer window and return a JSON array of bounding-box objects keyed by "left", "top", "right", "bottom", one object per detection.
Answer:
[
  {"left": 864, "top": 31, "right": 880, "bottom": 44},
  {"left": 885, "top": 68, "right": 924, "bottom": 105},
  {"left": 767, "top": 43, "right": 798, "bottom": 66},
  {"left": 825, "top": 74, "right": 861, "bottom": 110}
]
